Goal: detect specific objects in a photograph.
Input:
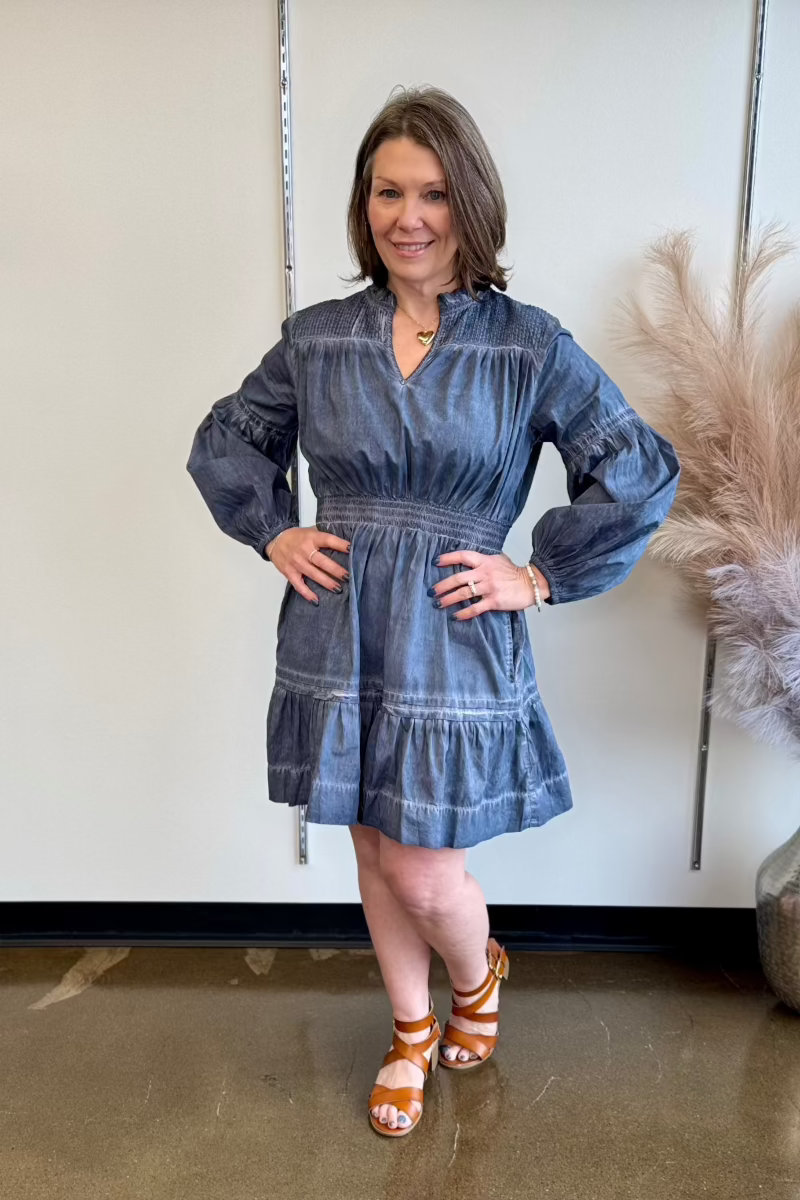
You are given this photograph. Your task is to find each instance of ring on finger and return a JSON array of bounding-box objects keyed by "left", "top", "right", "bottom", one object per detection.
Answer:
[{"left": 468, "top": 579, "right": 478, "bottom": 598}]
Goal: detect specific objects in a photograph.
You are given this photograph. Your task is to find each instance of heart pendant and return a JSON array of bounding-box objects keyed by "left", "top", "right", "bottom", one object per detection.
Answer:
[{"left": 417, "top": 330, "right": 435, "bottom": 346}]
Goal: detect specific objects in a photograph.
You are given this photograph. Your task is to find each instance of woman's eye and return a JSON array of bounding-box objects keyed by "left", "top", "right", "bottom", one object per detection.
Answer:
[{"left": 376, "top": 188, "right": 446, "bottom": 201}]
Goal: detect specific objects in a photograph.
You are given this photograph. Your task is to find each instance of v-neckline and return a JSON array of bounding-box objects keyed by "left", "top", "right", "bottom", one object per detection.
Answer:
[
  {"left": 392, "top": 325, "right": 439, "bottom": 384},
  {"left": 368, "top": 283, "right": 485, "bottom": 387},
  {"left": 388, "top": 291, "right": 446, "bottom": 386}
]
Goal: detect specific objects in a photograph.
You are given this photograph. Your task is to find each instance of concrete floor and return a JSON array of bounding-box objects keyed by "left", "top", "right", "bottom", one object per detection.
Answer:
[{"left": 0, "top": 944, "right": 797, "bottom": 1199}]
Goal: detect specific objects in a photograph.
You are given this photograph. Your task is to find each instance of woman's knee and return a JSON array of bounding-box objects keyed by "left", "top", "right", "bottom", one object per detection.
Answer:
[{"left": 378, "top": 835, "right": 464, "bottom": 917}]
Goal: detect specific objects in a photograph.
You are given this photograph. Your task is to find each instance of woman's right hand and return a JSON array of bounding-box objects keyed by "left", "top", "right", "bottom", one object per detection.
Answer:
[{"left": 265, "top": 526, "right": 351, "bottom": 605}]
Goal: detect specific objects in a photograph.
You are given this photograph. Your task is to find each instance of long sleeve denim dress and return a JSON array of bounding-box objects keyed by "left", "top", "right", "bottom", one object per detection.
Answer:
[{"left": 187, "top": 282, "right": 680, "bottom": 850}]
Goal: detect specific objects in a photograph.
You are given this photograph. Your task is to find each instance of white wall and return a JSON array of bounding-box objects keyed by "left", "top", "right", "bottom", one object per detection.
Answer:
[
  {"left": 1, "top": 0, "right": 299, "bottom": 900},
  {"left": 1, "top": 0, "right": 796, "bottom": 904},
  {"left": 698, "top": 0, "right": 800, "bottom": 906}
]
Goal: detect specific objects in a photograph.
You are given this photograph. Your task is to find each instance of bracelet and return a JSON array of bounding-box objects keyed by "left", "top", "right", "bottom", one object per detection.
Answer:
[
  {"left": 524, "top": 562, "right": 542, "bottom": 612},
  {"left": 265, "top": 528, "right": 290, "bottom": 561}
]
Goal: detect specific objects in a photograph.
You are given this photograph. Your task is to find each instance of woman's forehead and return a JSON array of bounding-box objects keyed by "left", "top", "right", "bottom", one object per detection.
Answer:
[{"left": 373, "top": 139, "right": 443, "bottom": 169}]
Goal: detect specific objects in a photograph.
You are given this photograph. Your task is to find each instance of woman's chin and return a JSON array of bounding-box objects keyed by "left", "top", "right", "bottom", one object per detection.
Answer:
[{"left": 387, "top": 259, "right": 443, "bottom": 286}]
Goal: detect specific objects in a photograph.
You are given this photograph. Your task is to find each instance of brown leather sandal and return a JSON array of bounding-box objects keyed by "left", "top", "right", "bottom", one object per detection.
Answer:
[
  {"left": 438, "top": 936, "right": 510, "bottom": 1070},
  {"left": 368, "top": 993, "right": 440, "bottom": 1138}
]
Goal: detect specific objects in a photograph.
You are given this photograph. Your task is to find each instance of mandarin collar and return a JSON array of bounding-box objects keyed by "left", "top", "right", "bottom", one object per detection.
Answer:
[{"left": 366, "top": 281, "right": 489, "bottom": 314}]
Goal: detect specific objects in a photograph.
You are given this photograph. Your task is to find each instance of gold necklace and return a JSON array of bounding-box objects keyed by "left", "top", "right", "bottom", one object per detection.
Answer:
[{"left": 395, "top": 300, "right": 439, "bottom": 347}]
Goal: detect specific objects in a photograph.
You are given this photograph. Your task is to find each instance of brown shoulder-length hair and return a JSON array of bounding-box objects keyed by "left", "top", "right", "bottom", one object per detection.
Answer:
[{"left": 343, "top": 85, "right": 512, "bottom": 300}]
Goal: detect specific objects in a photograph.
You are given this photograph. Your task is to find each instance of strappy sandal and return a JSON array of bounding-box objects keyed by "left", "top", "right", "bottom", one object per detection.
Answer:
[
  {"left": 368, "top": 992, "right": 440, "bottom": 1138},
  {"left": 438, "top": 936, "right": 510, "bottom": 1070}
]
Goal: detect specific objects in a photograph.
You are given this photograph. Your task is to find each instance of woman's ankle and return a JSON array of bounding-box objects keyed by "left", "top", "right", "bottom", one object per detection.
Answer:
[
  {"left": 394, "top": 1025, "right": 432, "bottom": 1046},
  {"left": 448, "top": 951, "right": 490, "bottom": 996},
  {"left": 450, "top": 972, "right": 490, "bottom": 999}
]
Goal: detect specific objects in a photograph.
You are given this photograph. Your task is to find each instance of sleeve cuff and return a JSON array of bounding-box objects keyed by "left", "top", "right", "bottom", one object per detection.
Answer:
[
  {"left": 255, "top": 519, "right": 299, "bottom": 561},
  {"left": 528, "top": 552, "right": 560, "bottom": 605}
]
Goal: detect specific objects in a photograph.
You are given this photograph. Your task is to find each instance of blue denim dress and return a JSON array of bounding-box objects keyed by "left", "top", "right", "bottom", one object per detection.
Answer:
[{"left": 187, "top": 282, "right": 680, "bottom": 849}]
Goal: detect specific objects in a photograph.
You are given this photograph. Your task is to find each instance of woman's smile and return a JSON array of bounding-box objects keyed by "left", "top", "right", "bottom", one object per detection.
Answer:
[{"left": 391, "top": 240, "right": 434, "bottom": 257}]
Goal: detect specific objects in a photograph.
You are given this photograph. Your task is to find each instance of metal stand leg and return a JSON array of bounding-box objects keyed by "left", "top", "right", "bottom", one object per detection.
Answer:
[{"left": 277, "top": 0, "right": 308, "bottom": 865}]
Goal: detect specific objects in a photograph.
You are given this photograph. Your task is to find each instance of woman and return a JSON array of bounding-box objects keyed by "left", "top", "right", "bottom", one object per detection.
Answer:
[{"left": 186, "top": 85, "right": 680, "bottom": 1138}]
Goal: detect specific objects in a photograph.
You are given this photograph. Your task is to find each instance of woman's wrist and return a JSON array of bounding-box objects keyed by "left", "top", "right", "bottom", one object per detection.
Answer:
[
  {"left": 265, "top": 528, "right": 290, "bottom": 561},
  {"left": 521, "top": 561, "right": 551, "bottom": 607}
]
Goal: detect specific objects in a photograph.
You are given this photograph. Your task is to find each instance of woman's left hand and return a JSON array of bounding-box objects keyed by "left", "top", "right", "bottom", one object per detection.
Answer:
[{"left": 430, "top": 550, "right": 550, "bottom": 620}]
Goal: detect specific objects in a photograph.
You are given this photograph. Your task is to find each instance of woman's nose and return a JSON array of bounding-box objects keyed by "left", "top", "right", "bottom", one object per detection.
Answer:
[{"left": 396, "top": 200, "right": 425, "bottom": 228}]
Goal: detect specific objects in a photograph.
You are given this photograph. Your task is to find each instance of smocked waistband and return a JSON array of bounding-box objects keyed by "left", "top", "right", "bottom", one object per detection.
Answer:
[{"left": 315, "top": 494, "right": 510, "bottom": 554}]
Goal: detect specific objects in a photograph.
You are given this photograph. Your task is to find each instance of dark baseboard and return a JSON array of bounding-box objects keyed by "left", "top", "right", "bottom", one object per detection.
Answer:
[{"left": 0, "top": 903, "right": 759, "bottom": 963}]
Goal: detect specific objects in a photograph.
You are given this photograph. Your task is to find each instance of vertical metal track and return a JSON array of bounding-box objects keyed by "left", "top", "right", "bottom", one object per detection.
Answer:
[
  {"left": 690, "top": 0, "right": 769, "bottom": 870},
  {"left": 277, "top": 0, "right": 307, "bottom": 864}
]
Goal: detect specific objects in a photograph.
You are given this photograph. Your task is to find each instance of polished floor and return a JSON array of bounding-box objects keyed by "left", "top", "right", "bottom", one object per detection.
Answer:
[{"left": 0, "top": 943, "right": 797, "bottom": 1199}]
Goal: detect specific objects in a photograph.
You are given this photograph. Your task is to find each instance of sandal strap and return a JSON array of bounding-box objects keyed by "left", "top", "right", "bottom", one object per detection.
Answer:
[
  {"left": 451, "top": 975, "right": 499, "bottom": 1017},
  {"left": 441, "top": 1022, "right": 497, "bottom": 1059},
  {"left": 450, "top": 940, "right": 509, "bottom": 1011},
  {"left": 451, "top": 1007, "right": 499, "bottom": 1023},
  {"left": 369, "top": 1084, "right": 424, "bottom": 1118},
  {"left": 450, "top": 968, "right": 492, "bottom": 998},
  {"left": 393, "top": 992, "right": 436, "bottom": 1034},
  {"left": 381, "top": 1016, "right": 439, "bottom": 1077},
  {"left": 394, "top": 1012, "right": 434, "bottom": 1033}
]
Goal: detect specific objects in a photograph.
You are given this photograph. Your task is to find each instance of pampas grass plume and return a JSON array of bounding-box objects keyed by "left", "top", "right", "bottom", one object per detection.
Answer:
[{"left": 612, "top": 222, "right": 800, "bottom": 755}]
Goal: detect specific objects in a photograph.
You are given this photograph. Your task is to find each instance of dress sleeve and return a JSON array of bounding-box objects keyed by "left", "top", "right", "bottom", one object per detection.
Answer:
[
  {"left": 186, "top": 315, "right": 300, "bottom": 559},
  {"left": 527, "top": 329, "right": 680, "bottom": 605}
]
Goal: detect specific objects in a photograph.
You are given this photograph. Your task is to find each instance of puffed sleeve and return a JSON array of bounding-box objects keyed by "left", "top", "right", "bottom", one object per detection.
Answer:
[
  {"left": 527, "top": 329, "right": 680, "bottom": 604},
  {"left": 186, "top": 315, "right": 300, "bottom": 559}
]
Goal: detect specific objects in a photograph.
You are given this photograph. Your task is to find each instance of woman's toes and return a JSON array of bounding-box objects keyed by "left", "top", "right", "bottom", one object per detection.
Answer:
[
  {"left": 374, "top": 1103, "right": 414, "bottom": 1130},
  {"left": 388, "top": 1104, "right": 417, "bottom": 1129},
  {"left": 443, "top": 1041, "right": 478, "bottom": 1062}
]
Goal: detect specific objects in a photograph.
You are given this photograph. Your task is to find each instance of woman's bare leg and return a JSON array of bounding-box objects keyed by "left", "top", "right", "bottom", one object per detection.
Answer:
[
  {"left": 349, "top": 825, "right": 434, "bottom": 1130},
  {"left": 376, "top": 832, "right": 498, "bottom": 1064}
]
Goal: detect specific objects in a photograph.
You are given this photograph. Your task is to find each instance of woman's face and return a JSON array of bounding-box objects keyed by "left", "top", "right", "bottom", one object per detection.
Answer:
[{"left": 367, "top": 137, "right": 459, "bottom": 290}]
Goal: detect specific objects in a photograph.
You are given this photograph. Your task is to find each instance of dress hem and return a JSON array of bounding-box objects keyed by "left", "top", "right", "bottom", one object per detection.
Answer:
[{"left": 266, "top": 771, "right": 574, "bottom": 850}]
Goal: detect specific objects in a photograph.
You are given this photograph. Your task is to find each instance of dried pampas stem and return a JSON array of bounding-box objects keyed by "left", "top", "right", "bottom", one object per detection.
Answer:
[{"left": 612, "top": 222, "right": 800, "bottom": 755}]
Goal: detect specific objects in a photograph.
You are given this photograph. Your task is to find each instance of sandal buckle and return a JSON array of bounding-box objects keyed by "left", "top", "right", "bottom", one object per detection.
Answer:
[{"left": 490, "top": 952, "right": 506, "bottom": 981}]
